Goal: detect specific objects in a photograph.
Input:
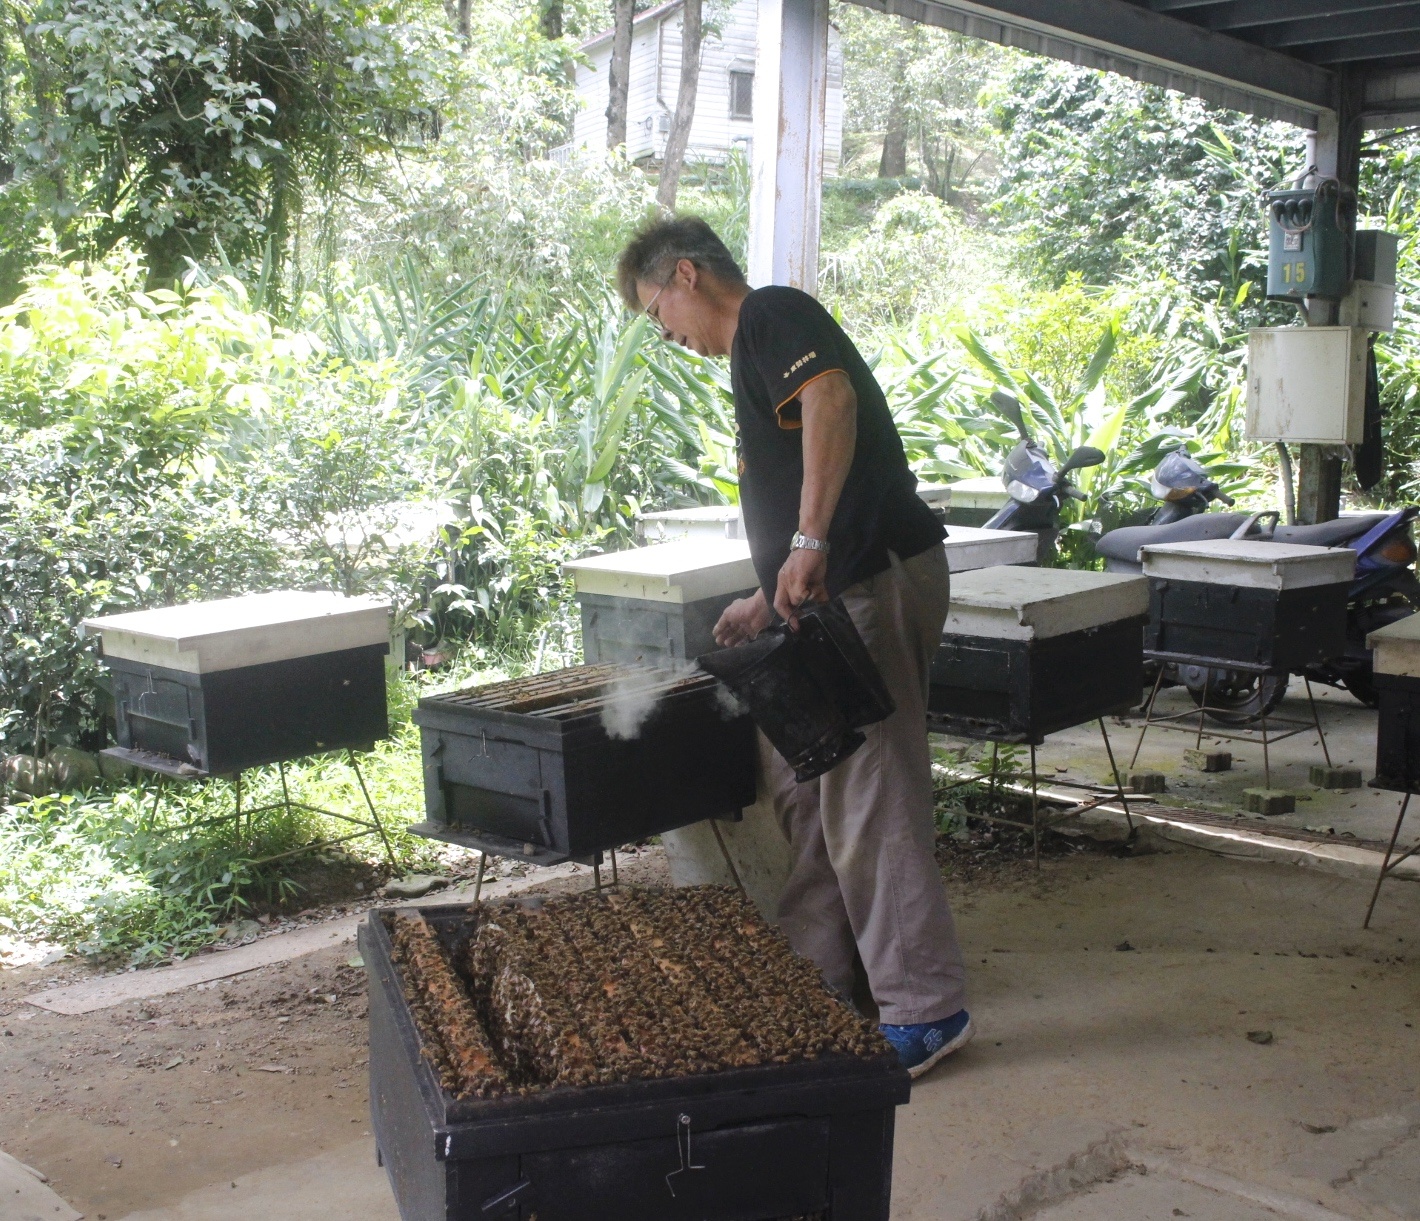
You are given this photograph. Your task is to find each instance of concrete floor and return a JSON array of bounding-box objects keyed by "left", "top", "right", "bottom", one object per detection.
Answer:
[
  {"left": 1026, "top": 681, "right": 1406, "bottom": 848},
  {"left": 10, "top": 840, "right": 1407, "bottom": 1221}
]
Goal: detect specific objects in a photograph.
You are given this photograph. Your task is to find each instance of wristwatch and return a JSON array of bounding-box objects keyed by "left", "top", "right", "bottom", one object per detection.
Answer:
[{"left": 790, "top": 531, "right": 830, "bottom": 554}]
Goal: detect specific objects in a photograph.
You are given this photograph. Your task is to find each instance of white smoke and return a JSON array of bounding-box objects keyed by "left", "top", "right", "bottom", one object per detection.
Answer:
[
  {"left": 600, "top": 671, "right": 666, "bottom": 741},
  {"left": 598, "top": 659, "right": 747, "bottom": 740}
]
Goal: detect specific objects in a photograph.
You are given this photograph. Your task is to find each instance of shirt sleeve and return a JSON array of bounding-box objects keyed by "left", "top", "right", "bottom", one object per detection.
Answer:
[{"left": 741, "top": 292, "right": 849, "bottom": 430}]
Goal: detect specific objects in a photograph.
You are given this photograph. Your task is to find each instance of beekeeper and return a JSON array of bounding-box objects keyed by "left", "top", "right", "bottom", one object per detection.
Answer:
[{"left": 615, "top": 216, "right": 971, "bottom": 1078}]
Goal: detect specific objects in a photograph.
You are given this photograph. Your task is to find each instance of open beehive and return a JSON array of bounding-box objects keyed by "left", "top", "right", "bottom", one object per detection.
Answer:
[
  {"left": 383, "top": 888, "right": 885, "bottom": 1096},
  {"left": 363, "top": 888, "right": 909, "bottom": 1220}
]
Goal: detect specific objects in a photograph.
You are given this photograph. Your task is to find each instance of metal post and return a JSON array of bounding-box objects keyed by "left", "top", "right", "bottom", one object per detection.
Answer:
[
  {"left": 748, "top": 0, "right": 829, "bottom": 291},
  {"left": 1030, "top": 742, "right": 1040, "bottom": 870},
  {"left": 1261, "top": 708, "right": 1272, "bottom": 789},
  {"left": 1195, "top": 668, "right": 1211, "bottom": 750},
  {"left": 610, "top": 847, "right": 620, "bottom": 887},
  {"left": 1097, "top": 719, "right": 1133, "bottom": 834},
  {"left": 1131, "top": 666, "right": 1167, "bottom": 769},
  {"left": 349, "top": 751, "right": 397, "bottom": 867},
  {"left": 1304, "top": 677, "right": 1333, "bottom": 767},
  {"left": 1297, "top": 70, "right": 1363, "bottom": 525},
  {"left": 473, "top": 851, "right": 487, "bottom": 905},
  {"left": 1364, "top": 792, "right": 1411, "bottom": 929}
]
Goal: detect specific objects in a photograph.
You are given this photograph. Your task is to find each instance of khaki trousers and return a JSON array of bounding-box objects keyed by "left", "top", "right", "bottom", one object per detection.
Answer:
[{"left": 765, "top": 543, "right": 967, "bottom": 1026}]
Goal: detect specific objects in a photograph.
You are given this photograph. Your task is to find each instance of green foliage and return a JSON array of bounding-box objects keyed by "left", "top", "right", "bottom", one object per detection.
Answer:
[
  {"left": 3, "top": 0, "right": 459, "bottom": 288},
  {"left": 988, "top": 58, "right": 1300, "bottom": 316}
]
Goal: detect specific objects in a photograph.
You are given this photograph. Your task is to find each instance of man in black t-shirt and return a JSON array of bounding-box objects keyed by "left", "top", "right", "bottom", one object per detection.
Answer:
[{"left": 617, "top": 218, "right": 971, "bottom": 1078}]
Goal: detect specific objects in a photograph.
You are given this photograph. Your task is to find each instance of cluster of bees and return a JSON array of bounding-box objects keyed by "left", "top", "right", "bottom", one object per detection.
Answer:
[{"left": 385, "top": 887, "right": 887, "bottom": 1099}]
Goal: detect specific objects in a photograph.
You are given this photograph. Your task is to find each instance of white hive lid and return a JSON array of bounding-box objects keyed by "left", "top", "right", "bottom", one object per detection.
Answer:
[
  {"left": 939, "top": 526, "right": 1038, "bottom": 573},
  {"left": 1140, "top": 539, "right": 1355, "bottom": 590},
  {"left": 944, "top": 566, "right": 1149, "bottom": 641},
  {"left": 944, "top": 476, "right": 1011, "bottom": 510},
  {"left": 1367, "top": 614, "right": 1420, "bottom": 678},
  {"left": 915, "top": 482, "right": 952, "bottom": 507},
  {"left": 81, "top": 591, "right": 391, "bottom": 674},
  {"left": 564, "top": 539, "right": 758, "bottom": 604},
  {"left": 640, "top": 506, "right": 741, "bottom": 525}
]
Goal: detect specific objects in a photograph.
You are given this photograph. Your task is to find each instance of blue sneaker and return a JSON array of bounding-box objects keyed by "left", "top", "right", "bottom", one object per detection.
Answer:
[{"left": 879, "top": 1010, "right": 974, "bottom": 1078}]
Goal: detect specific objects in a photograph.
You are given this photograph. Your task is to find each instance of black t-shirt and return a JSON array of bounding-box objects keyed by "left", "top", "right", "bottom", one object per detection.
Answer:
[{"left": 730, "top": 285, "right": 944, "bottom": 603}]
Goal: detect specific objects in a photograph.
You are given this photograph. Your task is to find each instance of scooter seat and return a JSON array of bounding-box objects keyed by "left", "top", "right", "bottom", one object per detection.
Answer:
[
  {"left": 1272, "top": 514, "right": 1390, "bottom": 548},
  {"left": 1094, "top": 513, "right": 1254, "bottom": 564}
]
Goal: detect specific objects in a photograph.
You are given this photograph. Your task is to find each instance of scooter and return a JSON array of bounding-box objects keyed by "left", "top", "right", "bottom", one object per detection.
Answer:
[
  {"left": 1144, "top": 450, "right": 1235, "bottom": 524},
  {"left": 982, "top": 392, "right": 1105, "bottom": 563},
  {"left": 1095, "top": 505, "right": 1420, "bottom": 722}
]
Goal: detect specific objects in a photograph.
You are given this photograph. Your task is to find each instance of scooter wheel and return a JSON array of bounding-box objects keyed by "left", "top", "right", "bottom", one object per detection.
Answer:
[{"left": 1181, "top": 666, "right": 1288, "bottom": 726}]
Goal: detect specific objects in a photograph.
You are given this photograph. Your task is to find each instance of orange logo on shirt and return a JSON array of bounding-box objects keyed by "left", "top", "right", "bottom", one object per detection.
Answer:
[{"left": 783, "top": 352, "right": 817, "bottom": 378}]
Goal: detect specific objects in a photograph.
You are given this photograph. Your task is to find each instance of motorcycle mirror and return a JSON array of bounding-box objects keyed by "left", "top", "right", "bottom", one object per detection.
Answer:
[
  {"left": 990, "top": 390, "right": 1030, "bottom": 439},
  {"left": 1061, "top": 446, "right": 1106, "bottom": 474}
]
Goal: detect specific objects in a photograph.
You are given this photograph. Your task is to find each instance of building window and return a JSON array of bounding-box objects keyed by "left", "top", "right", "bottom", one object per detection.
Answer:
[{"left": 729, "top": 70, "right": 753, "bottom": 120}]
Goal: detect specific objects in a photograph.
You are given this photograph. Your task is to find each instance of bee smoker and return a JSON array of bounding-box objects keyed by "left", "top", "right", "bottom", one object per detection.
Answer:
[{"left": 697, "top": 598, "right": 895, "bottom": 782}]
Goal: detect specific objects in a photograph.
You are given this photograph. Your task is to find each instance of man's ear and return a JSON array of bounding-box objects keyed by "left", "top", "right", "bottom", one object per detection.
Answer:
[{"left": 676, "top": 258, "right": 699, "bottom": 291}]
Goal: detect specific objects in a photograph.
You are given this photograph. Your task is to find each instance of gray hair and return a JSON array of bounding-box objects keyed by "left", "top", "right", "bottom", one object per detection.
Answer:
[{"left": 616, "top": 216, "right": 746, "bottom": 310}]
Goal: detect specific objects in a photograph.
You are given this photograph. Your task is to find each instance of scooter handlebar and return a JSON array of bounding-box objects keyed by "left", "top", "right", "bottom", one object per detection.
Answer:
[{"left": 1214, "top": 491, "right": 1236, "bottom": 507}]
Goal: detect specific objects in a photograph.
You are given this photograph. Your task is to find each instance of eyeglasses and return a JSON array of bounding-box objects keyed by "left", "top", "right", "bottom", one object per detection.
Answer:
[{"left": 642, "top": 271, "right": 675, "bottom": 329}]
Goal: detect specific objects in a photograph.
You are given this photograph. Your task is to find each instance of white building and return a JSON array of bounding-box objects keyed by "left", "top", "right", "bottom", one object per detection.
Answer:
[{"left": 569, "top": 0, "right": 842, "bottom": 173}]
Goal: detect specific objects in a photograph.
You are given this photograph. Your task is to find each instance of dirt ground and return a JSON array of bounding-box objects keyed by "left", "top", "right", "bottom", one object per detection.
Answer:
[
  {"left": 0, "top": 849, "right": 669, "bottom": 1220},
  {"left": 2, "top": 834, "right": 1418, "bottom": 1220}
]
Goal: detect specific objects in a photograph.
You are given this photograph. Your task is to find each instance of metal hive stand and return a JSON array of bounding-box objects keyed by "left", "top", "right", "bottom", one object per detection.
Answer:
[
  {"left": 1128, "top": 652, "right": 1332, "bottom": 790},
  {"left": 932, "top": 719, "right": 1135, "bottom": 870},
  {"left": 1363, "top": 705, "right": 1417, "bottom": 930},
  {"left": 107, "top": 746, "right": 397, "bottom": 869}
]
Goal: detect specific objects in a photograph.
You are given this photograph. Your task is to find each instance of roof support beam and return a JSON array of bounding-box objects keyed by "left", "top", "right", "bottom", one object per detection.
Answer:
[
  {"left": 1203, "top": 1, "right": 1407, "bottom": 34},
  {"left": 748, "top": 0, "right": 829, "bottom": 291},
  {"left": 1301, "top": 29, "right": 1420, "bottom": 64},
  {"left": 1256, "top": 5, "right": 1420, "bottom": 50},
  {"left": 842, "top": 0, "right": 1334, "bottom": 126}
]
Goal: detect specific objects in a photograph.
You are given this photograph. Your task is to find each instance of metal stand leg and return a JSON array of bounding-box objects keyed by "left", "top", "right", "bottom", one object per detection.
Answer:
[
  {"left": 348, "top": 751, "right": 397, "bottom": 867},
  {"left": 1098, "top": 719, "right": 1134, "bottom": 834},
  {"left": 1030, "top": 742, "right": 1040, "bottom": 870},
  {"left": 1260, "top": 709, "right": 1271, "bottom": 789},
  {"left": 610, "top": 847, "right": 620, "bottom": 887},
  {"left": 473, "top": 852, "right": 488, "bottom": 905},
  {"left": 1130, "top": 666, "right": 1167, "bottom": 769},
  {"left": 987, "top": 742, "right": 1000, "bottom": 810},
  {"left": 594, "top": 858, "right": 603, "bottom": 894},
  {"left": 709, "top": 817, "right": 747, "bottom": 897},
  {"left": 1195, "top": 668, "right": 1211, "bottom": 751},
  {"left": 234, "top": 772, "right": 244, "bottom": 840},
  {"left": 1364, "top": 792, "right": 1412, "bottom": 929},
  {"left": 1304, "top": 677, "right": 1333, "bottom": 767}
]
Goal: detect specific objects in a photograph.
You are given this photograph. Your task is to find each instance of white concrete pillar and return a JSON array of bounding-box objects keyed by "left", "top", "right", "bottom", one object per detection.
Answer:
[{"left": 747, "top": 0, "right": 829, "bottom": 293}]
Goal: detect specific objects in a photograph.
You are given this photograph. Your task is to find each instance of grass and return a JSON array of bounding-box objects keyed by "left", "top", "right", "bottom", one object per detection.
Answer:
[{"left": 0, "top": 644, "right": 567, "bottom": 969}]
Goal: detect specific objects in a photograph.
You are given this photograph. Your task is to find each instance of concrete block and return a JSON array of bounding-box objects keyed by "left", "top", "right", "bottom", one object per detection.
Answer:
[
  {"left": 1185, "top": 749, "right": 1232, "bottom": 773},
  {"left": 1310, "top": 764, "right": 1363, "bottom": 790},
  {"left": 1126, "top": 770, "right": 1167, "bottom": 794},
  {"left": 1244, "top": 788, "right": 1296, "bottom": 816}
]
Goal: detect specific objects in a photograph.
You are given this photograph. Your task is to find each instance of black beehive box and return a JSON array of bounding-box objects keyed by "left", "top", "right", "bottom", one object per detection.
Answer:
[
  {"left": 410, "top": 664, "right": 756, "bottom": 864},
  {"left": 1139, "top": 540, "right": 1354, "bottom": 671},
  {"left": 927, "top": 567, "right": 1149, "bottom": 744},
  {"left": 1368, "top": 617, "right": 1420, "bottom": 793},
  {"left": 361, "top": 898, "right": 908, "bottom": 1221},
  {"left": 83, "top": 592, "right": 391, "bottom": 775},
  {"left": 564, "top": 541, "right": 758, "bottom": 669}
]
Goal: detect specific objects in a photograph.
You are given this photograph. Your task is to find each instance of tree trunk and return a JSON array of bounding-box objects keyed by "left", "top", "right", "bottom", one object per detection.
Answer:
[
  {"left": 606, "top": 0, "right": 635, "bottom": 149},
  {"left": 656, "top": 0, "right": 702, "bottom": 211},
  {"left": 878, "top": 126, "right": 906, "bottom": 178},
  {"left": 877, "top": 16, "right": 912, "bottom": 178}
]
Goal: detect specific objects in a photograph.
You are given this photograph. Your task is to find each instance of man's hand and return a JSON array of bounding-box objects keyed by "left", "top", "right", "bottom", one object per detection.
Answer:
[
  {"left": 774, "top": 547, "right": 829, "bottom": 626},
  {"left": 713, "top": 589, "right": 773, "bottom": 647}
]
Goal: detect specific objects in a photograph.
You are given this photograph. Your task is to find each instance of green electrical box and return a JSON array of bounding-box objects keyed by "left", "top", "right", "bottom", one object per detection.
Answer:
[{"left": 1266, "top": 180, "right": 1355, "bottom": 301}]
